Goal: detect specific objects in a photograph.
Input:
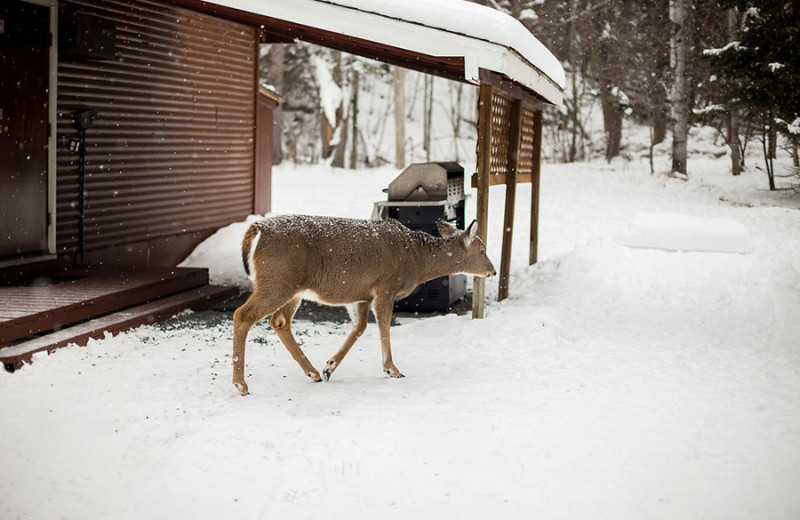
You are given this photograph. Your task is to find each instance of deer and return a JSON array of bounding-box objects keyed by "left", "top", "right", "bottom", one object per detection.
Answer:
[{"left": 231, "top": 215, "right": 496, "bottom": 395}]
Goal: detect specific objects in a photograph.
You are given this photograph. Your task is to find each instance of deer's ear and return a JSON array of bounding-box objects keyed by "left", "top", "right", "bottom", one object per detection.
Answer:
[
  {"left": 463, "top": 220, "right": 479, "bottom": 245},
  {"left": 437, "top": 219, "right": 459, "bottom": 238}
]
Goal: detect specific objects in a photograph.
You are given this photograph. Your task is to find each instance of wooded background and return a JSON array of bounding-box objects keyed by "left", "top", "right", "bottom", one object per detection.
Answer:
[{"left": 260, "top": 1, "right": 800, "bottom": 190}]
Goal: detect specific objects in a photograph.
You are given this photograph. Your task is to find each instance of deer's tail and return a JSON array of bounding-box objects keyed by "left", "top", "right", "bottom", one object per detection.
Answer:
[{"left": 241, "top": 224, "right": 261, "bottom": 279}]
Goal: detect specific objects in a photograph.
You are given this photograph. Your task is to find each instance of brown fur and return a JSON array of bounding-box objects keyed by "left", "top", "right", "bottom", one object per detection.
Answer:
[{"left": 232, "top": 215, "right": 495, "bottom": 395}]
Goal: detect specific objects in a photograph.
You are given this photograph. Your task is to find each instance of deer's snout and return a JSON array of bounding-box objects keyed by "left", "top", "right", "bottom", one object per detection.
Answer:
[{"left": 483, "top": 258, "right": 497, "bottom": 277}]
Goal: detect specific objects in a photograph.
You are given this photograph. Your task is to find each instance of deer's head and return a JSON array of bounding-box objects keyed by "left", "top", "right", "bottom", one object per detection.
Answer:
[{"left": 438, "top": 220, "right": 496, "bottom": 277}]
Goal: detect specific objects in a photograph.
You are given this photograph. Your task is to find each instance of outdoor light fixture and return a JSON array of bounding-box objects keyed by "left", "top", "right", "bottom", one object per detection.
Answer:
[{"left": 73, "top": 108, "right": 97, "bottom": 131}]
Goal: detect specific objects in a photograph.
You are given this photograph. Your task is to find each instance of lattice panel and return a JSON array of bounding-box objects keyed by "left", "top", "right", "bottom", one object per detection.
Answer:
[
  {"left": 489, "top": 92, "right": 512, "bottom": 177},
  {"left": 517, "top": 105, "right": 538, "bottom": 176}
]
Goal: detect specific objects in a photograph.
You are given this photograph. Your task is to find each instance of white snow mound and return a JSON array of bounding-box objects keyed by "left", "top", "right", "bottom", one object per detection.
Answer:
[
  {"left": 626, "top": 213, "right": 754, "bottom": 254},
  {"left": 179, "top": 215, "right": 260, "bottom": 288}
]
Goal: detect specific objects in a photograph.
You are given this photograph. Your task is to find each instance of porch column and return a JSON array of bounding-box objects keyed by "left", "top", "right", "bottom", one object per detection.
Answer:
[
  {"left": 498, "top": 100, "right": 523, "bottom": 301},
  {"left": 473, "top": 84, "right": 493, "bottom": 319},
  {"left": 530, "top": 109, "right": 543, "bottom": 265}
]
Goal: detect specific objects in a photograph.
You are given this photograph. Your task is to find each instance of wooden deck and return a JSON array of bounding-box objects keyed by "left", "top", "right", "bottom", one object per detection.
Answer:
[{"left": 0, "top": 266, "right": 237, "bottom": 370}]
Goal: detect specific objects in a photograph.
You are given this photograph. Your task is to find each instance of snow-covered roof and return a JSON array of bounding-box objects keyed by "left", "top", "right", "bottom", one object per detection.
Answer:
[{"left": 206, "top": 0, "right": 565, "bottom": 105}]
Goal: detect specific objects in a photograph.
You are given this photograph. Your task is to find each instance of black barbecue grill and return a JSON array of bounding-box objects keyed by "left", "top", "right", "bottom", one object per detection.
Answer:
[{"left": 372, "top": 162, "right": 467, "bottom": 312}]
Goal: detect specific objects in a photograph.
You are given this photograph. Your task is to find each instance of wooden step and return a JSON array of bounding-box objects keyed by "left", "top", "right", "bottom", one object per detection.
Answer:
[
  {"left": 1, "top": 284, "right": 238, "bottom": 371},
  {"left": 0, "top": 266, "right": 209, "bottom": 346}
]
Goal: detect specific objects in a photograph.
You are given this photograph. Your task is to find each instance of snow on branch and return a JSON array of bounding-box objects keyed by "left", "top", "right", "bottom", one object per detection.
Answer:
[{"left": 702, "top": 41, "right": 747, "bottom": 56}]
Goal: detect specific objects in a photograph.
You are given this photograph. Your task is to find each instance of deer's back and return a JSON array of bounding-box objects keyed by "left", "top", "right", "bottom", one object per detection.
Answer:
[{"left": 249, "top": 215, "right": 422, "bottom": 303}]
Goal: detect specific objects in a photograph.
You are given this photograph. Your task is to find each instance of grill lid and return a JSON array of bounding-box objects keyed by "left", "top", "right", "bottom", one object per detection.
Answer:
[{"left": 386, "top": 162, "right": 464, "bottom": 202}]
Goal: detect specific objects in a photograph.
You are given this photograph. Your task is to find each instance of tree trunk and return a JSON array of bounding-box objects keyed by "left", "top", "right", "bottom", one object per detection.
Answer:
[
  {"left": 268, "top": 45, "right": 285, "bottom": 165},
  {"left": 393, "top": 67, "right": 406, "bottom": 170},
  {"left": 423, "top": 75, "right": 433, "bottom": 162},
  {"left": 566, "top": 0, "right": 580, "bottom": 163},
  {"left": 651, "top": 84, "right": 668, "bottom": 145},
  {"left": 769, "top": 118, "right": 777, "bottom": 161},
  {"left": 763, "top": 116, "right": 776, "bottom": 191},
  {"left": 728, "top": 111, "right": 742, "bottom": 176},
  {"left": 670, "top": 0, "right": 691, "bottom": 176},
  {"left": 350, "top": 68, "right": 359, "bottom": 169},
  {"left": 331, "top": 115, "right": 348, "bottom": 168},
  {"left": 600, "top": 82, "right": 623, "bottom": 162},
  {"left": 330, "top": 53, "right": 348, "bottom": 168},
  {"left": 596, "top": 22, "right": 622, "bottom": 162},
  {"left": 321, "top": 113, "right": 332, "bottom": 160},
  {"left": 726, "top": 8, "right": 742, "bottom": 176},
  {"left": 449, "top": 82, "right": 463, "bottom": 163}
]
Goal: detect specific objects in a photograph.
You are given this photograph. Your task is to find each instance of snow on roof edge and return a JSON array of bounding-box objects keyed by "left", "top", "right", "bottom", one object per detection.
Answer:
[
  {"left": 322, "top": 0, "right": 565, "bottom": 89},
  {"left": 208, "top": 0, "right": 565, "bottom": 105}
]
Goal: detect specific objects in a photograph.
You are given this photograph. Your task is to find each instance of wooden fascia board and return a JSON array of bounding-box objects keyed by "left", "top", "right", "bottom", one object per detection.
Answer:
[{"left": 478, "top": 69, "right": 547, "bottom": 109}]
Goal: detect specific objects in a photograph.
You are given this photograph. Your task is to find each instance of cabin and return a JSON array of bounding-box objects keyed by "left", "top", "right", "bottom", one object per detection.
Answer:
[{"left": 0, "top": 0, "right": 564, "bottom": 368}]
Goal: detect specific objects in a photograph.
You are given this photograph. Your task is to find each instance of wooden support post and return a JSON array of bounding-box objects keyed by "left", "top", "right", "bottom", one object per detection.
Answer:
[
  {"left": 530, "top": 109, "right": 543, "bottom": 265},
  {"left": 498, "top": 100, "right": 523, "bottom": 302},
  {"left": 473, "top": 84, "right": 493, "bottom": 319}
]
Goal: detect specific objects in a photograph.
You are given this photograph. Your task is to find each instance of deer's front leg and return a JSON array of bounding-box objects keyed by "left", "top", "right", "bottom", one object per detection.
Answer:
[
  {"left": 323, "top": 301, "right": 369, "bottom": 381},
  {"left": 372, "top": 292, "right": 404, "bottom": 378}
]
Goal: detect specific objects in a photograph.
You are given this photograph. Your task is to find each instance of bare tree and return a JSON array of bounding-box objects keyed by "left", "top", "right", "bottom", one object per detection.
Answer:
[
  {"left": 267, "top": 45, "right": 285, "bottom": 165},
  {"left": 331, "top": 52, "right": 349, "bottom": 168},
  {"left": 447, "top": 81, "right": 464, "bottom": 163},
  {"left": 562, "top": 0, "right": 588, "bottom": 163},
  {"left": 393, "top": 67, "right": 406, "bottom": 169},
  {"left": 669, "top": 0, "right": 691, "bottom": 176},
  {"left": 423, "top": 75, "right": 434, "bottom": 162},
  {"left": 725, "top": 7, "right": 742, "bottom": 176},
  {"left": 350, "top": 67, "right": 360, "bottom": 168}
]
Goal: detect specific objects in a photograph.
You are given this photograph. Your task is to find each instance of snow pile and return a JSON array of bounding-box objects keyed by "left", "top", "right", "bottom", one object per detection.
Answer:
[
  {"left": 627, "top": 213, "right": 755, "bottom": 254},
  {"left": 179, "top": 164, "right": 401, "bottom": 288},
  {"left": 179, "top": 217, "right": 256, "bottom": 289}
]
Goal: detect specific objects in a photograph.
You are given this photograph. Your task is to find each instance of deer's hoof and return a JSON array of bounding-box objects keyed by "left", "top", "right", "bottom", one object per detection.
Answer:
[
  {"left": 323, "top": 360, "right": 336, "bottom": 381},
  {"left": 234, "top": 381, "right": 249, "bottom": 396},
  {"left": 307, "top": 371, "right": 323, "bottom": 383},
  {"left": 384, "top": 369, "right": 405, "bottom": 378}
]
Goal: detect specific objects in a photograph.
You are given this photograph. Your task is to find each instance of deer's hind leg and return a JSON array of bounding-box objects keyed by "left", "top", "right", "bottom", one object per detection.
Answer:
[
  {"left": 323, "top": 301, "right": 370, "bottom": 381},
  {"left": 233, "top": 291, "right": 292, "bottom": 395},
  {"left": 270, "top": 297, "right": 322, "bottom": 382}
]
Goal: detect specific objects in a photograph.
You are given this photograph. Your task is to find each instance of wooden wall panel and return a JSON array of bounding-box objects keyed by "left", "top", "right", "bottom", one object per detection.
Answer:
[{"left": 56, "top": 0, "right": 257, "bottom": 260}]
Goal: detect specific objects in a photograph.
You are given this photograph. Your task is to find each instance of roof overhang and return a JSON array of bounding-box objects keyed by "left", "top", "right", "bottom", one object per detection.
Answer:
[{"left": 177, "top": 0, "right": 564, "bottom": 106}]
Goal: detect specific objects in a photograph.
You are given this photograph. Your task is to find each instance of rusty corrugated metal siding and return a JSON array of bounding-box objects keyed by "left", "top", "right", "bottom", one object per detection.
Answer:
[{"left": 56, "top": 0, "right": 256, "bottom": 255}]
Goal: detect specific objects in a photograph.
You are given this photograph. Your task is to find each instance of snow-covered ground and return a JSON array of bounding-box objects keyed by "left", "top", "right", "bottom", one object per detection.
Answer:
[{"left": 3, "top": 150, "right": 800, "bottom": 519}]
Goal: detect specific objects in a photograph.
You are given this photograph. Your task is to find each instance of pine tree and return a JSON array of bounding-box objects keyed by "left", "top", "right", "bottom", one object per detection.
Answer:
[{"left": 704, "top": 1, "right": 800, "bottom": 189}]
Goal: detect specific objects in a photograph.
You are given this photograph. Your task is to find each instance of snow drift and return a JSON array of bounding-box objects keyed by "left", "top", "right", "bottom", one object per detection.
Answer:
[{"left": 627, "top": 213, "right": 755, "bottom": 254}]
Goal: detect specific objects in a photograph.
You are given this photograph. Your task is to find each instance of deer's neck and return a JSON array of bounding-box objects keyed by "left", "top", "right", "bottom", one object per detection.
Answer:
[{"left": 416, "top": 235, "right": 460, "bottom": 284}]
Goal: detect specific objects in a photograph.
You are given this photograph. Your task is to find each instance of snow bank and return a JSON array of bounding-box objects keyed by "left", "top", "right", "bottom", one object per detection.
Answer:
[
  {"left": 179, "top": 164, "right": 402, "bottom": 288},
  {"left": 179, "top": 216, "right": 257, "bottom": 289},
  {"left": 627, "top": 213, "right": 755, "bottom": 254}
]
